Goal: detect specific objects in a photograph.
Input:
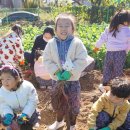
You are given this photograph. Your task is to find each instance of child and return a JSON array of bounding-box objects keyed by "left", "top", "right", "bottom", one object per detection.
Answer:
[
  {"left": 87, "top": 77, "right": 130, "bottom": 130},
  {"left": 34, "top": 49, "right": 52, "bottom": 90},
  {"left": 0, "top": 65, "right": 40, "bottom": 130},
  {"left": 0, "top": 24, "right": 24, "bottom": 65},
  {"left": 24, "top": 26, "right": 55, "bottom": 68},
  {"left": 93, "top": 10, "right": 130, "bottom": 92},
  {"left": 43, "top": 13, "right": 88, "bottom": 130}
]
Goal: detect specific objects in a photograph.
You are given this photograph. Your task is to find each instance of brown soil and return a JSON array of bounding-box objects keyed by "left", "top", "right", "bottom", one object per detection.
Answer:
[
  {"left": 36, "top": 70, "right": 103, "bottom": 130},
  {"left": 36, "top": 69, "right": 130, "bottom": 130},
  {"left": 1, "top": 69, "right": 130, "bottom": 130},
  {"left": 0, "top": 70, "right": 105, "bottom": 130}
]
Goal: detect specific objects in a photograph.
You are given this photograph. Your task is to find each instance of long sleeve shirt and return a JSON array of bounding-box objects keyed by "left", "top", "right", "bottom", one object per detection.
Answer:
[
  {"left": 87, "top": 93, "right": 130, "bottom": 130},
  {"left": 0, "top": 32, "right": 24, "bottom": 64},
  {"left": 0, "top": 80, "right": 39, "bottom": 118},
  {"left": 31, "top": 34, "right": 47, "bottom": 62},
  {"left": 96, "top": 26, "right": 130, "bottom": 51},
  {"left": 43, "top": 37, "right": 88, "bottom": 81},
  {"left": 34, "top": 56, "right": 51, "bottom": 80}
]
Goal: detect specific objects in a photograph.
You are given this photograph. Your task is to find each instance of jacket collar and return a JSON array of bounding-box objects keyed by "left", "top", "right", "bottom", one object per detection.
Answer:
[{"left": 55, "top": 35, "right": 74, "bottom": 43}]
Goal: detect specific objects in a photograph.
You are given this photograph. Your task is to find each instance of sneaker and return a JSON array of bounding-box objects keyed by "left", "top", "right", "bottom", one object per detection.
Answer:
[
  {"left": 40, "top": 86, "right": 47, "bottom": 90},
  {"left": 70, "top": 125, "right": 76, "bottom": 130},
  {"left": 47, "top": 86, "right": 52, "bottom": 90},
  {"left": 33, "top": 123, "right": 40, "bottom": 129},
  {"left": 48, "top": 120, "right": 65, "bottom": 130},
  {"left": 98, "top": 84, "right": 105, "bottom": 93}
]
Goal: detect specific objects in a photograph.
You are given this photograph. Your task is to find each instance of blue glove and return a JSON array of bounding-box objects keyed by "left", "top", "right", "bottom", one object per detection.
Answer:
[
  {"left": 3, "top": 114, "right": 13, "bottom": 126},
  {"left": 99, "top": 127, "right": 110, "bottom": 130},
  {"left": 17, "top": 113, "right": 28, "bottom": 125},
  {"left": 61, "top": 71, "right": 71, "bottom": 80}
]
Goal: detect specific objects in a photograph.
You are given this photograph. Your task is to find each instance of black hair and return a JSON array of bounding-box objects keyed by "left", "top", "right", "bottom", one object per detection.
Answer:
[
  {"left": 35, "top": 49, "right": 43, "bottom": 61},
  {"left": 0, "top": 65, "right": 23, "bottom": 89},
  {"left": 110, "top": 77, "right": 130, "bottom": 98},
  {"left": 43, "top": 26, "right": 55, "bottom": 36},
  {"left": 11, "top": 24, "right": 24, "bottom": 38},
  {"left": 109, "top": 10, "right": 130, "bottom": 37}
]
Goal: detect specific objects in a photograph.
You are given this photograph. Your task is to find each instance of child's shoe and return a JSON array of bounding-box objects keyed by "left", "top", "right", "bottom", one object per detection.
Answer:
[
  {"left": 98, "top": 84, "right": 105, "bottom": 93},
  {"left": 40, "top": 86, "right": 47, "bottom": 90},
  {"left": 70, "top": 125, "right": 76, "bottom": 130},
  {"left": 47, "top": 86, "right": 52, "bottom": 90},
  {"left": 33, "top": 122, "right": 40, "bottom": 129},
  {"left": 48, "top": 120, "right": 65, "bottom": 130}
]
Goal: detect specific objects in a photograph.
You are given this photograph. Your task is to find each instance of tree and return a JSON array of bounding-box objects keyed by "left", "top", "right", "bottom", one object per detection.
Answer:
[
  {"left": 22, "top": 0, "right": 43, "bottom": 8},
  {"left": 54, "top": 0, "right": 58, "bottom": 7},
  {"left": 88, "top": 0, "right": 130, "bottom": 7}
]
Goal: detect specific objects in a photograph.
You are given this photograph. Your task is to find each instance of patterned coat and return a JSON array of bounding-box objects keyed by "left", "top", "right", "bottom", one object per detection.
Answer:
[{"left": 0, "top": 32, "right": 24, "bottom": 65}]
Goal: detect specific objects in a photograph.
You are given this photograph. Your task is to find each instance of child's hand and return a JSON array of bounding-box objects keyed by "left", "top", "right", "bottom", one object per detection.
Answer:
[
  {"left": 93, "top": 47, "right": 99, "bottom": 53},
  {"left": 19, "top": 60, "right": 25, "bottom": 66},
  {"left": 55, "top": 70, "right": 65, "bottom": 81},
  {"left": 89, "top": 127, "right": 97, "bottom": 130},
  {"left": 99, "top": 127, "right": 110, "bottom": 130},
  {"left": 3, "top": 113, "right": 14, "bottom": 126},
  {"left": 17, "top": 113, "right": 28, "bottom": 125},
  {"left": 61, "top": 71, "right": 72, "bottom": 80}
]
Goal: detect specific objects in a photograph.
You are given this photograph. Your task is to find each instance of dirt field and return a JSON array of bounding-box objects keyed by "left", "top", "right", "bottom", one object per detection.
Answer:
[
  {"left": 36, "top": 70, "right": 102, "bottom": 130},
  {"left": 1, "top": 69, "right": 130, "bottom": 130},
  {"left": 37, "top": 69, "right": 130, "bottom": 130}
]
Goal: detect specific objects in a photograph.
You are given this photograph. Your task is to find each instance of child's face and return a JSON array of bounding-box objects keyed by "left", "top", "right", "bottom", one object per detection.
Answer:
[
  {"left": 1, "top": 72, "right": 19, "bottom": 90},
  {"left": 43, "top": 33, "right": 53, "bottom": 42},
  {"left": 110, "top": 94, "right": 124, "bottom": 105},
  {"left": 123, "top": 21, "right": 129, "bottom": 26},
  {"left": 56, "top": 18, "right": 73, "bottom": 40}
]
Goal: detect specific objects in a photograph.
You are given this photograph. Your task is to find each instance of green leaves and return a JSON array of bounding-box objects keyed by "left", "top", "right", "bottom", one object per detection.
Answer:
[
  {"left": 23, "top": 25, "right": 44, "bottom": 51},
  {"left": 77, "top": 23, "right": 108, "bottom": 69}
]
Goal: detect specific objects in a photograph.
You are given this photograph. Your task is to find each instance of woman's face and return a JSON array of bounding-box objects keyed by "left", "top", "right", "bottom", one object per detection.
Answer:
[
  {"left": 43, "top": 33, "right": 53, "bottom": 42},
  {"left": 56, "top": 18, "right": 74, "bottom": 40},
  {"left": 1, "top": 72, "right": 19, "bottom": 90}
]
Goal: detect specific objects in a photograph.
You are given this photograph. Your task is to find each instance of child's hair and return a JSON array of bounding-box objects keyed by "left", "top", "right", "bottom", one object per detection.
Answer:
[
  {"left": 35, "top": 49, "right": 43, "bottom": 61},
  {"left": 110, "top": 77, "right": 130, "bottom": 98},
  {"left": 43, "top": 26, "right": 55, "bottom": 36},
  {"left": 11, "top": 24, "right": 24, "bottom": 38},
  {"left": 109, "top": 10, "right": 130, "bottom": 37},
  {"left": 55, "top": 13, "right": 76, "bottom": 31},
  {"left": 0, "top": 64, "right": 23, "bottom": 80}
]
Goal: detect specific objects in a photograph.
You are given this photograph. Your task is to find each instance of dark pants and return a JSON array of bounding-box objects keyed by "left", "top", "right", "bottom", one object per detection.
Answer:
[
  {"left": 36, "top": 76, "right": 52, "bottom": 87},
  {"left": 96, "top": 111, "right": 130, "bottom": 130},
  {"left": 51, "top": 81, "right": 81, "bottom": 115},
  {"left": 19, "top": 110, "right": 40, "bottom": 130},
  {"left": 2, "top": 110, "right": 40, "bottom": 130},
  {"left": 51, "top": 81, "right": 81, "bottom": 126},
  {"left": 103, "top": 51, "right": 126, "bottom": 85},
  {"left": 24, "top": 52, "right": 34, "bottom": 67}
]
